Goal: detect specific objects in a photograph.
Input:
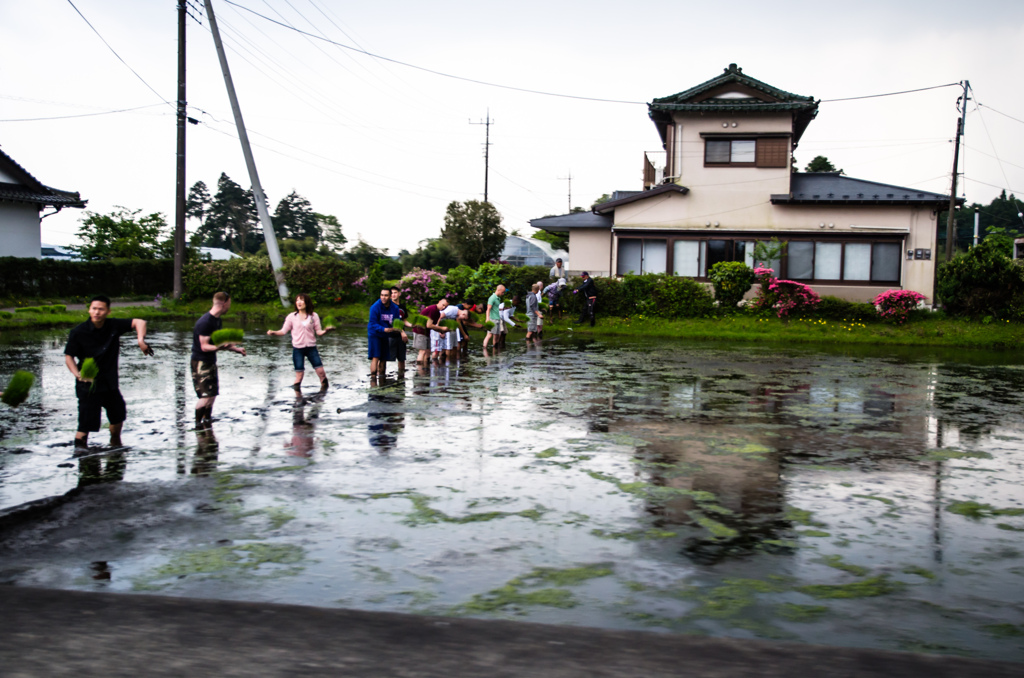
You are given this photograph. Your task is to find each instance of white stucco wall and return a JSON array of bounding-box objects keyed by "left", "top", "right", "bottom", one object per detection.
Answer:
[
  {"left": 566, "top": 228, "right": 612, "bottom": 277},
  {"left": 0, "top": 203, "right": 42, "bottom": 258}
]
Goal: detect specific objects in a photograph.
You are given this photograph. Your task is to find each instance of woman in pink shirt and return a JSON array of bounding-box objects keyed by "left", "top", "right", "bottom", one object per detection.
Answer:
[{"left": 267, "top": 293, "right": 335, "bottom": 391}]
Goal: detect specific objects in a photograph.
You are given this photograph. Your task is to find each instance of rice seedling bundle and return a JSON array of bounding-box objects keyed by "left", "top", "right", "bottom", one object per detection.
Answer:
[
  {"left": 79, "top": 357, "right": 100, "bottom": 381},
  {"left": 211, "top": 328, "right": 244, "bottom": 345},
  {"left": 1, "top": 371, "right": 35, "bottom": 406}
]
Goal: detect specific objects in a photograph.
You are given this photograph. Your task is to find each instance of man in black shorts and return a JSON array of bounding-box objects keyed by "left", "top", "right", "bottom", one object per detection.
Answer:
[
  {"left": 64, "top": 295, "right": 153, "bottom": 450},
  {"left": 192, "top": 291, "right": 246, "bottom": 428}
]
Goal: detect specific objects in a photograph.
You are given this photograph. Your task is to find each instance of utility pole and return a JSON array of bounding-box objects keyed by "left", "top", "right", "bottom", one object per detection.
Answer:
[
  {"left": 973, "top": 205, "right": 979, "bottom": 248},
  {"left": 944, "top": 80, "right": 969, "bottom": 262},
  {"left": 173, "top": 0, "right": 187, "bottom": 299},
  {"left": 204, "top": 0, "right": 289, "bottom": 307},
  {"left": 469, "top": 110, "right": 492, "bottom": 203},
  {"left": 558, "top": 171, "right": 572, "bottom": 213}
]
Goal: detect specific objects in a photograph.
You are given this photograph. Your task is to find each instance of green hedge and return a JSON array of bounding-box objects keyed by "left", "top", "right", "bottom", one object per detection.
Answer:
[
  {"left": 557, "top": 274, "right": 715, "bottom": 318},
  {"left": 183, "top": 256, "right": 364, "bottom": 304},
  {"left": 937, "top": 239, "right": 1024, "bottom": 319},
  {"left": 0, "top": 257, "right": 173, "bottom": 298}
]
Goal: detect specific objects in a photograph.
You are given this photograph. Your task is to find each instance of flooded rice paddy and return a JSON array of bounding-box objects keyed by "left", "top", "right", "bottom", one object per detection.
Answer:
[{"left": 1, "top": 324, "right": 1024, "bottom": 661}]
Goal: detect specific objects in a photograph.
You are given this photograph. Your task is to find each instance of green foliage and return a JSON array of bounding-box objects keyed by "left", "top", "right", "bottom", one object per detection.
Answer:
[
  {"left": 0, "top": 311, "right": 11, "bottom": 320},
  {"left": 391, "top": 318, "right": 406, "bottom": 330},
  {"left": 531, "top": 230, "right": 569, "bottom": 252},
  {"left": 271, "top": 191, "right": 320, "bottom": 242},
  {"left": 182, "top": 256, "right": 362, "bottom": 304},
  {"left": 752, "top": 238, "right": 785, "bottom": 268},
  {"left": 317, "top": 213, "right": 347, "bottom": 253},
  {"left": 804, "top": 155, "right": 843, "bottom": 174},
  {"left": 938, "top": 191, "right": 1024, "bottom": 253},
  {"left": 708, "top": 262, "right": 756, "bottom": 310},
  {"left": 441, "top": 200, "right": 506, "bottom": 267},
  {"left": 936, "top": 238, "right": 1024, "bottom": 318},
  {"left": 1, "top": 371, "right": 35, "bottom": 406},
  {"left": 73, "top": 206, "right": 169, "bottom": 260},
  {"left": 211, "top": 328, "right": 244, "bottom": 345},
  {"left": 806, "top": 296, "right": 876, "bottom": 322},
  {"left": 365, "top": 258, "right": 386, "bottom": 301},
  {"left": 79, "top": 358, "right": 99, "bottom": 381},
  {"left": 0, "top": 257, "right": 172, "bottom": 298},
  {"left": 320, "top": 315, "right": 336, "bottom": 328},
  {"left": 15, "top": 307, "right": 43, "bottom": 314},
  {"left": 983, "top": 226, "right": 1015, "bottom": 258},
  {"left": 400, "top": 239, "right": 459, "bottom": 274},
  {"left": 653, "top": 277, "right": 716, "bottom": 318},
  {"left": 557, "top": 273, "right": 713, "bottom": 319},
  {"left": 195, "top": 173, "right": 262, "bottom": 254}
]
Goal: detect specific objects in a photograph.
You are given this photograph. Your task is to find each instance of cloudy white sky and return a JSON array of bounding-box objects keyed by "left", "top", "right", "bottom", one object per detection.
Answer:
[{"left": 2, "top": 0, "right": 1023, "bottom": 253}]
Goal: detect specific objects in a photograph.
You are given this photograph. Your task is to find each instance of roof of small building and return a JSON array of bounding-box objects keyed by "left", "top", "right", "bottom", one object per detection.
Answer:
[
  {"left": 649, "top": 64, "right": 819, "bottom": 144},
  {"left": 772, "top": 173, "right": 962, "bottom": 206},
  {"left": 0, "top": 146, "right": 87, "bottom": 208},
  {"left": 529, "top": 210, "right": 613, "bottom": 232},
  {"left": 593, "top": 184, "right": 689, "bottom": 214}
]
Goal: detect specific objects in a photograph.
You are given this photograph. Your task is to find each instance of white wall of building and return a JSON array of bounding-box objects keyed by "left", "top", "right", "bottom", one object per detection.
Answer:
[{"left": 0, "top": 203, "right": 42, "bottom": 258}]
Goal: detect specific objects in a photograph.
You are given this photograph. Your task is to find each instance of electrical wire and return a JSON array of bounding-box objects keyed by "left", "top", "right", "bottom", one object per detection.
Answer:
[
  {"left": 0, "top": 103, "right": 167, "bottom": 123},
  {"left": 64, "top": 0, "right": 174, "bottom": 109},
  {"left": 820, "top": 82, "right": 961, "bottom": 103},
  {"left": 977, "top": 103, "right": 1024, "bottom": 126},
  {"left": 221, "top": 0, "right": 647, "bottom": 105},
  {"left": 969, "top": 84, "right": 1024, "bottom": 225}
]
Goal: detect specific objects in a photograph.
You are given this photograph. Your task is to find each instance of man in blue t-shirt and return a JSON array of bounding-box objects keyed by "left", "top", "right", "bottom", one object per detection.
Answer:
[
  {"left": 64, "top": 295, "right": 152, "bottom": 450},
  {"left": 191, "top": 291, "right": 246, "bottom": 428},
  {"left": 367, "top": 288, "right": 399, "bottom": 377}
]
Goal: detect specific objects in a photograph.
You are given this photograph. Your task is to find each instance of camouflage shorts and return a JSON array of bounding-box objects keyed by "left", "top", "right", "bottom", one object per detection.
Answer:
[{"left": 190, "top": 359, "right": 219, "bottom": 398}]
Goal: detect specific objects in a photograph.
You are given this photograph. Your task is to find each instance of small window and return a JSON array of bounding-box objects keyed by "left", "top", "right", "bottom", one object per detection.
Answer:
[
  {"left": 788, "top": 241, "right": 814, "bottom": 280},
  {"left": 871, "top": 243, "right": 901, "bottom": 282},
  {"left": 705, "top": 140, "right": 731, "bottom": 164},
  {"left": 705, "top": 137, "right": 788, "bottom": 166},
  {"left": 815, "top": 242, "right": 842, "bottom": 280},
  {"left": 731, "top": 140, "right": 756, "bottom": 163}
]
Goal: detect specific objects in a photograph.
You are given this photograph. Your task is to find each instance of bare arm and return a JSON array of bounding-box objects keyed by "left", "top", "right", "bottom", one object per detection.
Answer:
[
  {"left": 199, "top": 334, "right": 246, "bottom": 357},
  {"left": 131, "top": 318, "right": 153, "bottom": 355},
  {"left": 64, "top": 354, "right": 83, "bottom": 381}
]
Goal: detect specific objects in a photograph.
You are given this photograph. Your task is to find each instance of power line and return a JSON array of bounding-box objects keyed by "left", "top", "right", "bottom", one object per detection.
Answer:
[
  {"left": 820, "top": 82, "right": 960, "bottom": 103},
  {"left": 977, "top": 102, "right": 1024, "bottom": 126},
  {"left": 0, "top": 103, "right": 167, "bottom": 123},
  {"left": 64, "top": 0, "right": 174, "bottom": 109},
  {"left": 222, "top": 0, "right": 646, "bottom": 105}
]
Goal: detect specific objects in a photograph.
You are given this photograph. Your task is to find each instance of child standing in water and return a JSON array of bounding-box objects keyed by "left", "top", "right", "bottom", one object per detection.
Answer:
[{"left": 267, "top": 293, "right": 334, "bottom": 391}]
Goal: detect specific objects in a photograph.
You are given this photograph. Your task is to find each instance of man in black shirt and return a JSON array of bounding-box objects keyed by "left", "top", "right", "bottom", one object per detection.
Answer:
[
  {"left": 192, "top": 291, "right": 246, "bottom": 428},
  {"left": 577, "top": 272, "right": 598, "bottom": 327},
  {"left": 64, "top": 295, "right": 152, "bottom": 449}
]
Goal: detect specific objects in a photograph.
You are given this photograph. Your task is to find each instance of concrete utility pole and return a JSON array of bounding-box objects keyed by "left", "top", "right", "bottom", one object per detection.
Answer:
[
  {"left": 173, "top": 0, "right": 187, "bottom": 299},
  {"left": 973, "top": 205, "right": 980, "bottom": 248},
  {"left": 944, "top": 80, "right": 969, "bottom": 262},
  {"left": 204, "top": 0, "right": 290, "bottom": 307},
  {"left": 469, "top": 110, "right": 492, "bottom": 202},
  {"left": 558, "top": 171, "right": 572, "bottom": 213}
]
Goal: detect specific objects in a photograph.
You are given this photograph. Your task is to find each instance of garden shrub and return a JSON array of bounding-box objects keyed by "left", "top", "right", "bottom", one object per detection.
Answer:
[
  {"left": 874, "top": 289, "right": 926, "bottom": 324},
  {"left": 396, "top": 268, "right": 450, "bottom": 308},
  {"left": 754, "top": 278, "right": 821, "bottom": 318},
  {"left": 708, "top": 262, "right": 756, "bottom": 311},
  {"left": 0, "top": 257, "right": 172, "bottom": 298},
  {"left": 936, "top": 239, "right": 1024, "bottom": 318},
  {"left": 15, "top": 307, "right": 42, "bottom": 314},
  {"left": 810, "top": 296, "right": 877, "bottom": 322},
  {"left": 652, "top": 276, "right": 715, "bottom": 318},
  {"left": 183, "top": 256, "right": 363, "bottom": 303},
  {"left": 0, "top": 311, "right": 12, "bottom": 319}
]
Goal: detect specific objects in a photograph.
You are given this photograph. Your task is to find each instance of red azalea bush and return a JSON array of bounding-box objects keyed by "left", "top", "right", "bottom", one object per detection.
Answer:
[
  {"left": 750, "top": 267, "right": 821, "bottom": 317},
  {"left": 873, "top": 289, "right": 926, "bottom": 324}
]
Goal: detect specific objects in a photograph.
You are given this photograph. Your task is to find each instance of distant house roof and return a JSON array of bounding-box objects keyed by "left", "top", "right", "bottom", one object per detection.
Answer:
[
  {"left": 649, "top": 63, "right": 819, "bottom": 144},
  {"left": 529, "top": 210, "right": 613, "bottom": 232},
  {"left": 771, "top": 173, "right": 962, "bottom": 207},
  {"left": 0, "top": 146, "right": 87, "bottom": 209},
  {"left": 200, "top": 247, "right": 240, "bottom": 261}
]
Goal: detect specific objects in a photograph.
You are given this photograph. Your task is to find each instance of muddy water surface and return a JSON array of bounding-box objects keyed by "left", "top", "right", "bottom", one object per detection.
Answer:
[{"left": 2, "top": 324, "right": 1024, "bottom": 661}]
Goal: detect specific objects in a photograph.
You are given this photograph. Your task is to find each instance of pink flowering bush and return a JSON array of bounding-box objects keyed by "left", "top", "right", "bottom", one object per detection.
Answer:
[
  {"left": 396, "top": 268, "right": 451, "bottom": 308},
  {"left": 352, "top": 275, "right": 367, "bottom": 293},
  {"left": 750, "top": 267, "right": 821, "bottom": 317},
  {"left": 873, "top": 289, "right": 926, "bottom": 324}
]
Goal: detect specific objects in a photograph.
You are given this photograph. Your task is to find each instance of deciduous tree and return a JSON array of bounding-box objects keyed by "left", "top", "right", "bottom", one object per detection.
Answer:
[
  {"left": 73, "top": 207, "right": 169, "bottom": 260},
  {"left": 441, "top": 200, "right": 506, "bottom": 267}
]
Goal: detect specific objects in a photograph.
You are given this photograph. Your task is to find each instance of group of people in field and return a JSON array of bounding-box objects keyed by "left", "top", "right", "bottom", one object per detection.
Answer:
[{"left": 58, "top": 260, "right": 598, "bottom": 451}]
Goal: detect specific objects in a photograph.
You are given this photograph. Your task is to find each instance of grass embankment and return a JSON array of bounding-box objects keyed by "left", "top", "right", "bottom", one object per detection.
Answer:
[
  {"left": 540, "top": 314, "right": 1024, "bottom": 351},
  {"left": 0, "top": 300, "right": 369, "bottom": 332}
]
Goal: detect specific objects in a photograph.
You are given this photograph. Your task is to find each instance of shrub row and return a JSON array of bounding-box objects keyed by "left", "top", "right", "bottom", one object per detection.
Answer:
[
  {"left": 183, "top": 256, "right": 364, "bottom": 305},
  {"left": 0, "top": 257, "right": 172, "bottom": 298},
  {"left": 937, "top": 239, "right": 1024, "bottom": 319}
]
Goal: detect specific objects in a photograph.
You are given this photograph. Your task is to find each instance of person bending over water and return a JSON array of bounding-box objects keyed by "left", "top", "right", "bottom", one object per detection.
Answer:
[{"left": 267, "top": 293, "right": 334, "bottom": 391}]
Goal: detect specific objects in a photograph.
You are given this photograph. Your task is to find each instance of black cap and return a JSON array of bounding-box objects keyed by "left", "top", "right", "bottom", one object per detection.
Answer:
[{"left": 581, "top": 271, "right": 589, "bottom": 277}]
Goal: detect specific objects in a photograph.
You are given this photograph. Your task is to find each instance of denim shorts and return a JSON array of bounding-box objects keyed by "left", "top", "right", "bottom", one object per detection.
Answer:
[{"left": 292, "top": 346, "right": 324, "bottom": 371}]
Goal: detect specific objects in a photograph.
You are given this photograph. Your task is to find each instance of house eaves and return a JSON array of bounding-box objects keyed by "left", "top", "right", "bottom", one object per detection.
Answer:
[
  {"left": 0, "top": 147, "right": 87, "bottom": 209},
  {"left": 593, "top": 183, "right": 689, "bottom": 214},
  {"left": 530, "top": 211, "right": 613, "bottom": 233}
]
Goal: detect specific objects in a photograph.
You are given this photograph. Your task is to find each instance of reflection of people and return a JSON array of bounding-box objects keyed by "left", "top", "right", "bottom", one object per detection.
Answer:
[
  {"left": 367, "top": 379, "right": 406, "bottom": 453},
  {"left": 192, "top": 292, "right": 246, "bottom": 429},
  {"left": 367, "top": 289, "right": 399, "bottom": 377},
  {"left": 287, "top": 391, "right": 321, "bottom": 458},
  {"left": 193, "top": 426, "right": 219, "bottom": 475},
  {"left": 576, "top": 272, "right": 597, "bottom": 326},
  {"left": 64, "top": 295, "right": 152, "bottom": 450},
  {"left": 482, "top": 285, "right": 505, "bottom": 349},
  {"left": 78, "top": 449, "right": 126, "bottom": 487},
  {"left": 267, "top": 293, "right": 333, "bottom": 392}
]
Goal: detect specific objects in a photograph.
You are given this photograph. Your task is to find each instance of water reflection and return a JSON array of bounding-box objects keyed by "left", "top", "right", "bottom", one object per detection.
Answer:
[
  {"left": 367, "top": 377, "right": 406, "bottom": 453},
  {"left": 287, "top": 391, "right": 325, "bottom": 458},
  {"left": 77, "top": 449, "right": 126, "bottom": 487}
]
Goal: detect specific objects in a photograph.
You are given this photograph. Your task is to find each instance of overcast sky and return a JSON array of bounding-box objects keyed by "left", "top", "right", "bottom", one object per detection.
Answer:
[{"left": 3, "top": 0, "right": 1023, "bottom": 253}]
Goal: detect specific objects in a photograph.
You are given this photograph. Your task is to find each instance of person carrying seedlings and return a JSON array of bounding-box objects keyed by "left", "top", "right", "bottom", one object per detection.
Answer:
[
  {"left": 420, "top": 298, "right": 450, "bottom": 363},
  {"left": 525, "top": 282, "right": 543, "bottom": 341},
  {"left": 64, "top": 294, "right": 153, "bottom": 450},
  {"left": 482, "top": 284, "right": 505, "bottom": 349},
  {"left": 388, "top": 286, "right": 412, "bottom": 373},
  {"left": 266, "top": 293, "right": 334, "bottom": 392},
  {"left": 192, "top": 291, "right": 246, "bottom": 428},
  {"left": 367, "top": 288, "right": 400, "bottom": 377},
  {"left": 576, "top": 272, "right": 598, "bottom": 327}
]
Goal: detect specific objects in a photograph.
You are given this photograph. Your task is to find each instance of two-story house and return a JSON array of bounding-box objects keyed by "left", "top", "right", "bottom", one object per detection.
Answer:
[
  {"left": 0, "top": 146, "right": 87, "bottom": 259},
  {"left": 530, "top": 64, "right": 959, "bottom": 302}
]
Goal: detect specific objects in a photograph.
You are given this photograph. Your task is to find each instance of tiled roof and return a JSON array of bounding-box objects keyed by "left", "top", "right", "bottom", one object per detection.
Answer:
[
  {"left": 594, "top": 183, "right": 689, "bottom": 214},
  {"left": 0, "top": 146, "right": 87, "bottom": 208},
  {"left": 772, "top": 173, "right": 961, "bottom": 206},
  {"left": 530, "top": 210, "right": 613, "bottom": 232},
  {"left": 649, "top": 64, "right": 819, "bottom": 143}
]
